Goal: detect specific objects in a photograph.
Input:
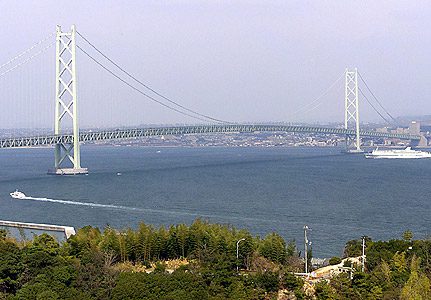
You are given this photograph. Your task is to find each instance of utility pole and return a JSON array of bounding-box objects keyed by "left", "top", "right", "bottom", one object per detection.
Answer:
[
  {"left": 304, "top": 225, "right": 309, "bottom": 274},
  {"left": 361, "top": 236, "right": 366, "bottom": 272}
]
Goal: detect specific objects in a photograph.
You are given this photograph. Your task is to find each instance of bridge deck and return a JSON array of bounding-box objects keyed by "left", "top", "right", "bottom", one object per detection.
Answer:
[{"left": 0, "top": 124, "right": 421, "bottom": 149}]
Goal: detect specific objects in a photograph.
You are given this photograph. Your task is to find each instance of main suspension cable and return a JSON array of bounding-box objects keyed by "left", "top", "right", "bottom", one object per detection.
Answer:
[
  {"left": 77, "top": 45, "right": 218, "bottom": 124},
  {"left": 358, "top": 72, "right": 396, "bottom": 122},
  {"left": 0, "top": 42, "right": 55, "bottom": 78},
  {"left": 288, "top": 71, "right": 345, "bottom": 119},
  {"left": 0, "top": 32, "right": 55, "bottom": 70},
  {"left": 358, "top": 87, "right": 391, "bottom": 125},
  {"left": 76, "top": 31, "right": 230, "bottom": 124}
]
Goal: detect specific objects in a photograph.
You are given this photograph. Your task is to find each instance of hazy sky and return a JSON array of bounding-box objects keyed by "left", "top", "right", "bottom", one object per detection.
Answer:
[{"left": 0, "top": 1, "right": 430, "bottom": 128}]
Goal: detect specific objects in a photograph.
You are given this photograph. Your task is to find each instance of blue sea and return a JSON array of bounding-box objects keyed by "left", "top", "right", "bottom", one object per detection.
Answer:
[{"left": 0, "top": 146, "right": 430, "bottom": 257}]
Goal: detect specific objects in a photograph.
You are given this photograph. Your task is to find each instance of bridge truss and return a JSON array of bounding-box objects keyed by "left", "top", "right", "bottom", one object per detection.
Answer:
[{"left": 0, "top": 124, "right": 420, "bottom": 149}]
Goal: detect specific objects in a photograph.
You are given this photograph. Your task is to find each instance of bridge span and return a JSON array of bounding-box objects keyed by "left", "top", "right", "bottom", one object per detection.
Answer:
[
  {"left": 0, "top": 124, "right": 420, "bottom": 149},
  {"left": 1, "top": 25, "right": 421, "bottom": 174}
]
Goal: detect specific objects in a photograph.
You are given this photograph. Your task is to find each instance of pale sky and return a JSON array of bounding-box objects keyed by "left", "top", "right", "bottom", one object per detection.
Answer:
[{"left": 0, "top": 1, "right": 430, "bottom": 128}]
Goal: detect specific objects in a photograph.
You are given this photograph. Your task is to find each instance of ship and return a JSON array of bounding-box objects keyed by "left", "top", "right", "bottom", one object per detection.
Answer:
[
  {"left": 365, "top": 147, "right": 431, "bottom": 159},
  {"left": 10, "top": 190, "right": 27, "bottom": 199}
]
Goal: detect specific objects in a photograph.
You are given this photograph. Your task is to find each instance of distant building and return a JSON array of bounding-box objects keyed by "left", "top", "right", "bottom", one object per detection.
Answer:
[
  {"left": 376, "top": 127, "right": 389, "bottom": 133},
  {"left": 393, "top": 127, "right": 408, "bottom": 134},
  {"left": 409, "top": 121, "right": 421, "bottom": 135}
]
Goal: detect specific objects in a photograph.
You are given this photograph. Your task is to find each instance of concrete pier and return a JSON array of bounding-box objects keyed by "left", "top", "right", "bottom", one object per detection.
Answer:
[
  {"left": 0, "top": 220, "right": 76, "bottom": 238},
  {"left": 47, "top": 168, "right": 88, "bottom": 175}
]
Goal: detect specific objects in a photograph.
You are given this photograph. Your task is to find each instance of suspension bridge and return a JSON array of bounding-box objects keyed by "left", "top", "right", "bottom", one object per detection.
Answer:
[{"left": 0, "top": 25, "right": 422, "bottom": 175}]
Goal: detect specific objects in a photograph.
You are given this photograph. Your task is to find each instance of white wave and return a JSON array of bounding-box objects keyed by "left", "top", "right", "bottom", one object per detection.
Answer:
[
  {"left": 16, "top": 195, "right": 273, "bottom": 223},
  {"left": 17, "top": 195, "right": 191, "bottom": 216},
  {"left": 20, "top": 196, "right": 126, "bottom": 210}
]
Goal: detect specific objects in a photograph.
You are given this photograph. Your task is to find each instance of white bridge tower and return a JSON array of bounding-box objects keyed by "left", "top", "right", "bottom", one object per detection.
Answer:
[
  {"left": 48, "top": 25, "right": 87, "bottom": 175},
  {"left": 344, "top": 68, "right": 362, "bottom": 152}
]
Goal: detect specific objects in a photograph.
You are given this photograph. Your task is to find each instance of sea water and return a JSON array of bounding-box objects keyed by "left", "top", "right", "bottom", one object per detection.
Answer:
[{"left": 0, "top": 146, "right": 430, "bottom": 257}]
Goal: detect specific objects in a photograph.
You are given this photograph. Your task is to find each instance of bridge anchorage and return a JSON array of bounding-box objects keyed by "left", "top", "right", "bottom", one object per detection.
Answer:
[{"left": 47, "top": 25, "right": 87, "bottom": 175}]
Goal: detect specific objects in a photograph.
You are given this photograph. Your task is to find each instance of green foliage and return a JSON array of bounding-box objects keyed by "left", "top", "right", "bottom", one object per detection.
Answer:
[
  {"left": 0, "top": 229, "right": 8, "bottom": 241},
  {"left": 286, "top": 240, "right": 298, "bottom": 257},
  {"left": 65, "top": 226, "right": 102, "bottom": 259},
  {"left": 0, "top": 221, "right": 298, "bottom": 299},
  {"left": 4, "top": 221, "right": 431, "bottom": 299},
  {"left": 282, "top": 272, "right": 303, "bottom": 290},
  {"left": 111, "top": 270, "right": 209, "bottom": 300},
  {"left": 253, "top": 271, "right": 279, "bottom": 292},
  {"left": 343, "top": 259, "right": 351, "bottom": 268},
  {"left": 412, "top": 239, "right": 431, "bottom": 273},
  {"left": 393, "top": 251, "right": 408, "bottom": 272},
  {"left": 259, "top": 232, "right": 287, "bottom": 264},
  {"left": 314, "top": 281, "right": 338, "bottom": 299},
  {"left": 343, "top": 236, "right": 371, "bottom": 258},
  {"left": 343, "top": 239, "right": 362, "bottom": 257},
  {"left": 0, "top": 239, "right": 23, "bottom": 294},
  {"left": 69, "top": 220, "right": 258, "bottom": 268},
  {"left": 329, "top": 273, "right": 355, "bottom": 298},
  {"left": 331, "top": 237, "right": 431, "bottom": 299},
  {"left": 402, "top": 230, "right": 414, "bottom": 242},
  {"left": 31, "top": 234, "right": 60, "bottom": 255},
  {"left": 17, "top": 233, "right": 63, "bottom": 284},
  {"left": 329, "top": 256, "right": 341, "bottom": 265},
  {"left": 366, "top": 239, "right": 410, "bottom": 270},
  {"left": 400, "top": 255, "right": 431, "bottom": 300},
  {"left": 154, "top": 262, "right": 166, "bottom": 273}
]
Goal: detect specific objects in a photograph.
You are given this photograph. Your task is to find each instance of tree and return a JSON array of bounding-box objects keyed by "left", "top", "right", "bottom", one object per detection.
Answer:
[
  {"left": 282, "top": 272, "right": 303, "bottom": 291},
  {"left": 329, "top": 273, "right": 357, "bottom": 298},
  {"left": 111, "top": 270, "right": 209, "bottom": 300},
  {"left": 123, "top": 228, "right": 137, "bottom": 262},
  {"left": 402, "top": 230, "right": 414, "bottom": 243},
  {"left": 259, "top": 233, "right": 287, "bottom": 264},
  {"left": 393, "top": 251, "right": 407, "bottom": 273},
  {"left": 0, "top": 239, "right": 23, "bottom": 294},
  {"left": 314, "top": 281, "right": 338, "bottom": 299},
  {"left": 253, "top": 271, "right": 279, "bottom": 292},
  {"left": 400, "top": 256, "right": 431, "bottom": 300},
  {"left": 136, "top": 223, "right": 155, "bottom": 262},
  {"left": 286, "top": 240, "right": 298, "bottom": 257},
  {"left": 366, "top": 239, "right": 410, "bottom": 270},
  {"left": 176, "top": 224, "right": 188, "bottom": 258},
  {"left": 31, "top": 234, "right": 60, "bottom": 255},
  {"left": 329, "top": 257, "right": 342, "bottom": 265}
]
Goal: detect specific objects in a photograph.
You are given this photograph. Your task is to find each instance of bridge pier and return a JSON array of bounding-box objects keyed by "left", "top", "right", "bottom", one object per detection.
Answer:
[
  {"left": 48, "top": 25, "right": 87, "bottom": 175},
  {"left": 48, "top": 168, "right": 88, "bottom": 175}
]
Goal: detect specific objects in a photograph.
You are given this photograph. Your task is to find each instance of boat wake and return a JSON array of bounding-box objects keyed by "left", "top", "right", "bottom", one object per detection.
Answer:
[
  {"left": 14, "top": 194, "right": 199, "bottom": 217},
  {"left": 13, "top": 193, "right": 279, "bottom": 223},
  {"left": 19, "top": 196, "right": 129, "bottom": 210}
]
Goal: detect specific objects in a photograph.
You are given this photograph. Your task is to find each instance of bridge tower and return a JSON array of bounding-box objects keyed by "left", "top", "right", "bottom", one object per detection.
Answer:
[
  {"left": 48, "top": 25, "right": 87, "bottom": 175},
  {"left": 344, "top": 68, "right": 362, "bottom": 152}
]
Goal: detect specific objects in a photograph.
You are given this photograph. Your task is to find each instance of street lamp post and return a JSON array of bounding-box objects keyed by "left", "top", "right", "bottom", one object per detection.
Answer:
[
  {"left": 304, "top": 225, "right": 309, "bottom": 274},
  {"left": 236, "top": 238, "right": 246, "bottom": 273}
]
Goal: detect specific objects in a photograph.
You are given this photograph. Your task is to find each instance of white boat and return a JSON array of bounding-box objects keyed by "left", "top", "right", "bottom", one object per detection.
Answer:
[
  {"left": 365, "top": 147, "right": 431, "bottom": 159},
  {"left": 10, "top": 190, "right": 27, "bottom": 199}
]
